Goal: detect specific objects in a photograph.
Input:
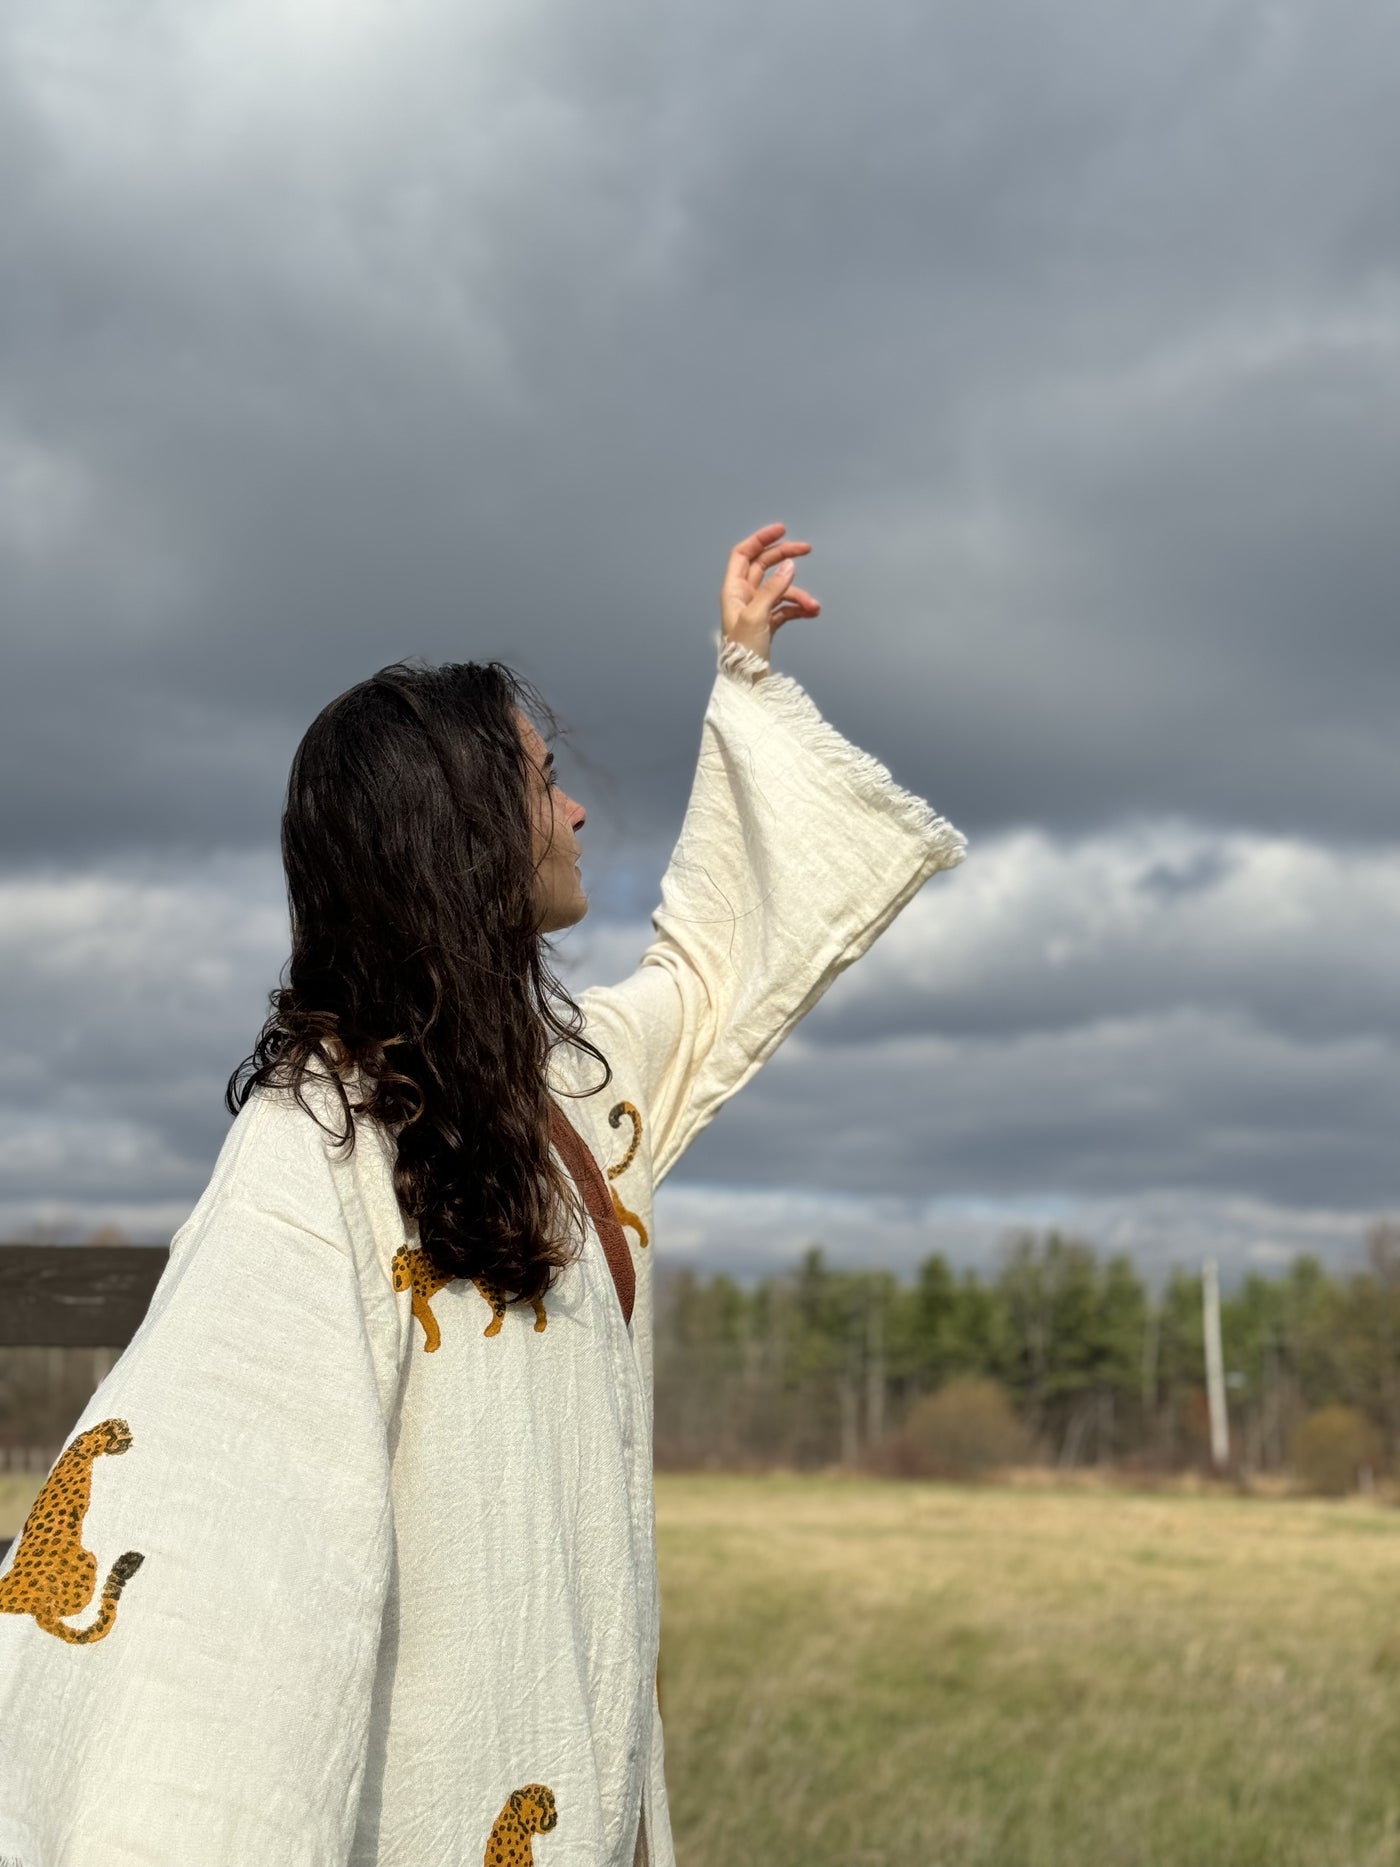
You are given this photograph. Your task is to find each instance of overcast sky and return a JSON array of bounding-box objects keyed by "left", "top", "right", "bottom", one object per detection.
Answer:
[{"left": 4, "top": 0, "right": 1398, "bottom": 1283}]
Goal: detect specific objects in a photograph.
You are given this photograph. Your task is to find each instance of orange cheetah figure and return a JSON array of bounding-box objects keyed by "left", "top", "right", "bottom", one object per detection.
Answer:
[
  {"left": 472, "top": 1278, "right": 548, "bottom": 1339},
  {"left": 483, "top": 1784, "right": 557, "bottom": 1865},
  {"left": 0, "top": 1418, "right": 144, "bottom": 1644},
  {"left": 392, "top": 1247, "right": 547, "bottom": 1351},
  {"left": 606, "top": 1101, "right": 649, "bottom": 1250}
]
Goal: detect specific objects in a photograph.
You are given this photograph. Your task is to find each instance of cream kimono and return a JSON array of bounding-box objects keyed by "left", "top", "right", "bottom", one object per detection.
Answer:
[{"left": 0, "top": 641, "right": 964, "bottom": 1867}]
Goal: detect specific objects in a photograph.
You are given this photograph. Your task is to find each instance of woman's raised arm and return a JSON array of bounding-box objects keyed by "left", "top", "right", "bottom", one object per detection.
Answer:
[{"left": 572, "top": 524, "right": 966, "bottom": 1187}]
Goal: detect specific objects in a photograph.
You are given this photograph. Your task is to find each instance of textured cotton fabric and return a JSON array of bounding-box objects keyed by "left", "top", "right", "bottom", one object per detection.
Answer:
[{"left": 0, "top": 643, "right": 965, "bottom": 1867}]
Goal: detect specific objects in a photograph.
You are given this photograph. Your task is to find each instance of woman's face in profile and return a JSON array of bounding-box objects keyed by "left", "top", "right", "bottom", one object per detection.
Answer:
[{"left": 516, "top": 710, "right": 588, "bottom": 934}]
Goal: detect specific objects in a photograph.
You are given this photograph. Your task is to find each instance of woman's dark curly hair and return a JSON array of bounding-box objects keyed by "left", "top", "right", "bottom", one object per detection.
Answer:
[{"left": 227, "top": 658, "right": 610, "bottom": 1304}]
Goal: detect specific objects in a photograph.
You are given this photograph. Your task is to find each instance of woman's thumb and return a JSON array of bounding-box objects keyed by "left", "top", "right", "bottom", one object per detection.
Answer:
[{"left": 758, "top": 560, "right": 795, "bottom": 614}]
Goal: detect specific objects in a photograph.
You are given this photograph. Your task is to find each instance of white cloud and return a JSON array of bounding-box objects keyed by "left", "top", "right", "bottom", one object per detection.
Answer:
[
  {"left": 0, "top": 424, "right": 90, "bottom": 560},
  {"left": 0, "top": 853, "right": 286, "bottom": 1220},
  {"left": 1, "top": 820, "right": 1395, "bottom": 1266},
  {"left": 650, "top": 1180, "right": 1383, "bottom": 1287},
  {"left": 809, "top": 821, "right": 1400, "bottom": 1043}
]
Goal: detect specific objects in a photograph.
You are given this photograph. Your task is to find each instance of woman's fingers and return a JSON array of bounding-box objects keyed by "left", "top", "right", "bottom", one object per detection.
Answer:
[
  {"left": 723, "top": 529, "right": 782, "bottom": 615},
  {"left": 727, "top": 523, "right": 787, "bottom": 583},
  {"left": 749, "top": 558, "right": 801, "bottom": 623},
  {"left": 723, "top": 537, "right": 766, "bottom": 628},
  {"left": 754, "top": 539, "right": 811, "bottom": 575},
  {"left": 746, "top": 545, "right": 811, "bottom": 603},
  {"left": 771, "top": 586, "right": 821, "bottom": 627},
  {"left": 722, "top": 523, "right": 819, "bottom": 646},
  {"left": 761, "top": 565, "right": 820, "bottom": 609}
]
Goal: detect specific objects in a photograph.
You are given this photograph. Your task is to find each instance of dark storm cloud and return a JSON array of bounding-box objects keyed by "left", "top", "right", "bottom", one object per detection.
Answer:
[
  {"left": 4, "top": 0, "right": 1400, "bottom": 859},
  {"left": 682, "top": 1008, "right": 1400, "bottom": 1211},
  {"left": 3, "top": 0, "right": 1399, "bottom": 1258}
]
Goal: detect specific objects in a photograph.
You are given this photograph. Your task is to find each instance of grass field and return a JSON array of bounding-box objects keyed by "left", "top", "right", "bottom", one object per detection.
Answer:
[
  {"left": 655, "top": 1474, "right": 1400, "bottom": 1867},
  {"left": 7, "top": 1471, "right": 1400, "bottom": 1862},
  {"left": 0, "top": 1474, "right": 41, "bottom": 1539}
]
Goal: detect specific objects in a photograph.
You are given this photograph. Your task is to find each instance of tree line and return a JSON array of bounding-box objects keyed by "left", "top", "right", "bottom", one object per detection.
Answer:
[
  {"left": 4, "top": 1223, "right": 1398, "bottom": 1486},
  {"left": 652, "top": 1223, "right": 1400, "bottom": 1484}
]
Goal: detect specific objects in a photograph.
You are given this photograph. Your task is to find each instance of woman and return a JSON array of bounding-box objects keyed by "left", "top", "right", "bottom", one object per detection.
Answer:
[{"left": 0, "top": 525, "right": 965, "bottom": 1867}]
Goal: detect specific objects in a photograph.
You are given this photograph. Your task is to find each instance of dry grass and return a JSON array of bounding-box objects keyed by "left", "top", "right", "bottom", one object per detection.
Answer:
[
  {"left": 656, "top": 1473, "right": 1400, "bottom": 1867},
  {"left": 0, "top": 1473, "right": 40, "bottom": 1537},
  {"left": 7, "top": 1466, "right": 1398, "bottom": 1860}
]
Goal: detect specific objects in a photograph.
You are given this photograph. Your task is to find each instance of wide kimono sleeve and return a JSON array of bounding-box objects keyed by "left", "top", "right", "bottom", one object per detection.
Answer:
[
  {"left": 0, "top": 1091, "right": 404, "bottom": 1867},
  {"left": 578, "top": 639, "right": 967, "bottom": 1185}
]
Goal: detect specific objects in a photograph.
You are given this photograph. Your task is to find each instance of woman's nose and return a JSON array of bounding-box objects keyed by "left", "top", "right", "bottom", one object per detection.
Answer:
[{"left": 569, "top": 797, "right": 586, "bottom": 832}]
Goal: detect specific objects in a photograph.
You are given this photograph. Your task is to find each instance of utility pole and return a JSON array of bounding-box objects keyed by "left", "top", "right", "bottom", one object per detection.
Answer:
[{"left": 1202, "top": 1258, "right": 1229, "bottom": 1470}]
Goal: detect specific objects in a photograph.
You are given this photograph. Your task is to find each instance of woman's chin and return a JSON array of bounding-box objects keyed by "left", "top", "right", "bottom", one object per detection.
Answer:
[{"left": 540, "top": 891, "right": 589, "bottom": 935}]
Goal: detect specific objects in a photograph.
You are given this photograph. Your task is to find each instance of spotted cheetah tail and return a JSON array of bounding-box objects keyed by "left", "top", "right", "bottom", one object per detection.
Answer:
[{"left": 51, "top": 1550, "right": 145, "bottom": 1646}]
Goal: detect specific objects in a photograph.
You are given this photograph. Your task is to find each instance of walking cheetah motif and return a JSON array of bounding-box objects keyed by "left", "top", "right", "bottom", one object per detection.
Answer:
[
  {"left": 483, "top": 1784, "right": 557, "bottom": 1866},
  {"left": 392, "top": 1247, "right": 547, "bottom": 1352},
  {"left": 606, "top": 1101, "right": 649, "bottom": 1250},
  {"left": 0, "top": 1418, "right": 144, "bottom": 1645},
  {"left": 472, "top": 1278, "right": 548, "bottom": 1338}
]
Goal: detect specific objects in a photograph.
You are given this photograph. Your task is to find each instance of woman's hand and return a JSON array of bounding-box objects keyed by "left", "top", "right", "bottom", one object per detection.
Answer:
[{"left": 719, "top": 522, "right": 821, "bottom": 670}]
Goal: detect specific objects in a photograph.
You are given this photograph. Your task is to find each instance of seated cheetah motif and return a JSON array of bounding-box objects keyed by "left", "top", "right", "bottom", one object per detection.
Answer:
[
  {"left": 483, "top": 1784, "right": 557, "bottom": 1866},
  {"left": 0, "top": 1418, "right": 144, "bottom": 1645},
  {"left": 392, "top": 1247, "right": 547, "bottom": 1351},
  {"left": 606, "top": 1100, "right": 648, "bottom": 1249}
]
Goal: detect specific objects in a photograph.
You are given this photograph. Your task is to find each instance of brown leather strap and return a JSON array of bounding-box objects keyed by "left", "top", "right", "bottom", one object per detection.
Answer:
[{"left": 549, "top": 1101, "right": 636, "bottom": 1327}]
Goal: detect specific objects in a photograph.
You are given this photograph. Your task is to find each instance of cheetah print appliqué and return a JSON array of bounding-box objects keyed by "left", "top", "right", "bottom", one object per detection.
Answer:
[
  {"left": 0, "top": 1418, "right": 144, "bottom": 1644},
  {"left": 473, "top": 1279, "right": 548, "bottom": 1338},
  {"left": 605, "top": 1101, "right": 649, "bottom": 1249},
  {"left": 483, "top": 1784, "right": 557, "bottom": 1866},
  {"left": 392, "top": 1247, "right": 548, "bottom": 1351}
]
